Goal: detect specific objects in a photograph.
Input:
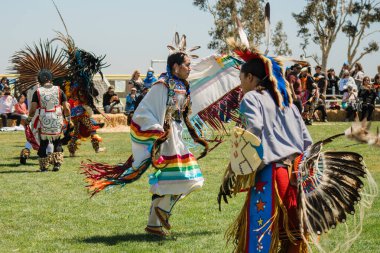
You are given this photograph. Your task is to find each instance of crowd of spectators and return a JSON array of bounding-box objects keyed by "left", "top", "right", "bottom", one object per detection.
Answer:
[
  {"left": 285, "top": 63, "right": 380, "bottom": 124},
  {"left": 0, "top": 81, "right": 24, "bottom": 127}
]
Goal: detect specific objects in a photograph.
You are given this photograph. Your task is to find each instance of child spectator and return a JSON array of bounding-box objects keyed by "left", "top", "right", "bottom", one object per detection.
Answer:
[
  {"left": 328, "top": 96, "right": 341, "bottom": 110},
  {"left": 14, "top": 93, "right": 29, "bottom": 120}
]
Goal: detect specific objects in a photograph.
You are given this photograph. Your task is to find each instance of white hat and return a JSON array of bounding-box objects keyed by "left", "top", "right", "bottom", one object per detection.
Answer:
[{"left": 148, "top": 67, "right": 154, "bottom": 72}]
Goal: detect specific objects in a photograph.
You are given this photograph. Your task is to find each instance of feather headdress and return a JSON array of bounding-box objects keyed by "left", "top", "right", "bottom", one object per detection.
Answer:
[
  {"left": 167, "top": 32, "right": 201, "bottom": 59},
  {"left": 50, "top": 0, "right": 108, "bottom": 106},
  {"left": 10, "top": 40, "right": 69, "bottom": 93},
  {"left": 227, "top": 16, "right": 293, "bottom": 108}
]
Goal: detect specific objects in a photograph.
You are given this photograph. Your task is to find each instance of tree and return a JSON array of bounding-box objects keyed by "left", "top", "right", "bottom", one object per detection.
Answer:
[
  {"left": 293, "top": 0, "right": 350, "bottom": 70},
  {"left": 293, "top": 0, "right": 380, "bottom": 70},
  {"left": 271, "top": 21, "right": 292, "bottom": 56},
  {"left": 193, "top": 0, "right": 288, "bottom": 55},
  {"left": 342, "top": 0, "right": 380, "bottom": 67}
]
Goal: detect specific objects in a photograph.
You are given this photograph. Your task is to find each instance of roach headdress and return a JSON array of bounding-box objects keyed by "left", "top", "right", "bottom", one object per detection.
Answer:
[{"left": 227, "top": 11, "right": 292, "bottom": 108}]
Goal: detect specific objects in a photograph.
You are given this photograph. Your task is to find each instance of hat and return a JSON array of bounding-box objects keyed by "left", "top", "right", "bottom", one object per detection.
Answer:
[
  {"left": 131, "top": 87, "right": 137, "bottom": 91},
  {"left": 148, "top": 67, "right": 154, "bottom": 72},
  {"left": 315, "top": 65, "right": 322, "bottom": 70},
  {"left": 300, "top": 67, "right": 308, "bottom": 72}
]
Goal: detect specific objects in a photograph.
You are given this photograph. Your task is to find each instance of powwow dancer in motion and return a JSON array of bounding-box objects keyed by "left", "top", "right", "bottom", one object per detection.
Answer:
[
  {"left": 56, "top": 36, "right": 108, "bottom": 157},
  {"left": 11, "top": 41, "right": 71, "bottom": 171},
  {"left": 50, "top": 0, "right": 109, "bottom": 157},
  {"left": 82, "top": 33, "right": 209, "bottom": 236},
  {"left": 217, "top": 13, "right": 377, "bottom": 253}
]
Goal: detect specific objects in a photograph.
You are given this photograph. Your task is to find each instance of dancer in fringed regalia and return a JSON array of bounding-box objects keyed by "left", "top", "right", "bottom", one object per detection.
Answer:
[
  {"left": 82, "top": 33, "right": 209, "bottom": 236},
  {"left": 217, "top": 13, "right": 377, "bottom": 253},
  {"left": 11, "top": 41, "right": 71, "bottom": 170}
]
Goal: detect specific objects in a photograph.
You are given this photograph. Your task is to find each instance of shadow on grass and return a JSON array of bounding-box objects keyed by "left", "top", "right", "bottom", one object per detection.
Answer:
[
  {"left": 79, "top": 230, "right": 217, "bottom": 245},
  {"left": 0, "top": 162, "right": 37, "bottom": 168},
  {"left": 12, "top": 156, "right": 39, "bottom": 161},
  {"left": 0, "top": 169, "right": 40, "bottom": 174}
]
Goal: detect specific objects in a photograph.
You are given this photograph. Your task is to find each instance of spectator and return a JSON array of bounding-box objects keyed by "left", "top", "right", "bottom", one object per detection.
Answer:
[
  {"left": 125, "top": 87, "right": 137, "bottom": 125},
  {"left": 350, "top": 62, "right": 365, "bottom": 89},
  {"left": 143, "top": 67, "right": 157, "bottom": 89},
  {"left": 338, "top": 70, "right": 356, "bottom": 94},
  {"left": 359, "top": 76, "right": 377, "bottom": 121},
  {"left": 329, "top": 96, "right": 341, "bottom": 110},
  {"left": 313, "top": 65, "right": 327, "bottom": 94},
  {"left": 0, "top": 87, "right": 22, "bottom": 127},
  {"left": 287, "top": 64, "right": 303, "bottom": 113},
  {"left": 135, "top": 87, "right": 149, "bottom": 109},
  {"left": 0, "top": 77, "right": 9, "bottom": 92},
  {"left": 299, "top": 67, "right": 316, "bottom": 124},
  {"left": 326, "top": 68, "right": 340, "bottom": 96},
  {"left": 342, "top": 85, "right": 359, "bottom": 122},
  {"left": 102, "top": 86, "right": 120, "bottom": 113},
  {"left": 314, "top": 94, "right": 328, "bottom": 122},
  {"left": 128, "top": 70, "right": 144, "bottom": 95},
  {"left": 14, "top": 93, "right": 29, "bottom": 120},
  {"left": 373, "top": 74, "right": 380, "bottom": 104},
  {"left": 339, "top": 62, "right": 350, "bottom": 78},
  {"left": 299, "top": 66, "right": 315, "bottom": 93}
]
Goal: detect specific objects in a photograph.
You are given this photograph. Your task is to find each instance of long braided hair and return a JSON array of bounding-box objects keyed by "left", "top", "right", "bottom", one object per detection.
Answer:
[
  {"left": 240, "top": 58, "right": 291, "bottom": 107},
  {"left": 151, "top": 52, "right": 209, "bottom": 168}
]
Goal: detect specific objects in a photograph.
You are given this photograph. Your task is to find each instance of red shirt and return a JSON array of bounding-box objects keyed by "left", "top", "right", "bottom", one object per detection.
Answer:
[{"left": 14, "top": 102, "right": 28, "bottom": 115}]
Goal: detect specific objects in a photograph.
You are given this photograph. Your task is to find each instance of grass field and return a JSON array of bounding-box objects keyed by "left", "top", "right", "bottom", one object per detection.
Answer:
[{"left": 0, "top": 123, "right": 379, "bottom": 252}]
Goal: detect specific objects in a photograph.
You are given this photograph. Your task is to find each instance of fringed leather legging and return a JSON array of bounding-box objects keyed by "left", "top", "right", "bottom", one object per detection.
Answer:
[{"left": 68, "top": 116, "right": 99, "bottom": 155}]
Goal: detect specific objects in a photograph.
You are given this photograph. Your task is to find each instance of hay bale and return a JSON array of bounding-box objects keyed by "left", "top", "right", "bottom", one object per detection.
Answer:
[{"left": 92, "top": 113, "right": 128, "bottom": 127}]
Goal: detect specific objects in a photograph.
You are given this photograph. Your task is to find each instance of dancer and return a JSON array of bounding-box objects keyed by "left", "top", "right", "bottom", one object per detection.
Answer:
[
  {"left": 217, "top": 19, "right": 377, "bottom": 253},
  {"left": 11, "top": 40, "right": 70, "bottom": 169},
  {"left": 53, "top": 31, "right": 108, "bottom": 156},
  {"left": 26, "top": 69, "right": 71, "bottom": 171},
  {"left": 82, "top": 33, "right": 209, "bottom": 236}
]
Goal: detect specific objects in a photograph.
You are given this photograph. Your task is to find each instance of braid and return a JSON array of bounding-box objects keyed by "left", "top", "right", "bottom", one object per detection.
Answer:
[
  {"left": 256, "top": 77, "right": 281, "bottom": 107},
  {"left": 182, "top": 80, "right": 209, "bottom": 160},
  {"left": 150, "top": 121, "right": 171, "bottom": 169}
]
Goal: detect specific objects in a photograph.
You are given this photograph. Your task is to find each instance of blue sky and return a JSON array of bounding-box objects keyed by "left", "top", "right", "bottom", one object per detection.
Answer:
[{"left": 0, "top": 0, "right": 379, "bottom": 76}]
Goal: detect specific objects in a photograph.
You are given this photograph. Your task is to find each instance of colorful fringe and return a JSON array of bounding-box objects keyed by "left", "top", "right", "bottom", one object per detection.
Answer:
[
  {"left": 197, "top": 86, "right": 242, "bottom": 133},
  {"left": 81, "top": 120, "right": 164, "bottom": 196},
  {"left": 81, "top": 156, "right": 152, "bottom": 196},
  {"left": 226, "top": 164, "right": 299, "bottom": 253}
]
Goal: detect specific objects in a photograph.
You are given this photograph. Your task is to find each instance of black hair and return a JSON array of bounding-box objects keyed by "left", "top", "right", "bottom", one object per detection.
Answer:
[
  {"left": 240, "top": 58, "right": 281, "bottom": 107},
  {"left": 167, "top": 52, "right": 187, "bottom": 72},
  {"left": 150, "top": 52, "right": 209, "bottom": 167},
  {"left": 37, "top": 69, "right": 53, "bottom": 84}
]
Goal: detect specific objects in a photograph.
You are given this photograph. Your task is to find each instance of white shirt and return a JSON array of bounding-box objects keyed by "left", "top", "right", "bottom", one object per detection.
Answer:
[
  {"left": 339, "top": 76, "right": 356, "bottom": 92},
  {"left": 0, "top": 95, "right": 17, "bottom": 114}
]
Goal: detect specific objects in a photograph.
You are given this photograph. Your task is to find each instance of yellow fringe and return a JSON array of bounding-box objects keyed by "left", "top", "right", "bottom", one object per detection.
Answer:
[{"left": 225, "top": 192, "right": 250, "bottom": 253}]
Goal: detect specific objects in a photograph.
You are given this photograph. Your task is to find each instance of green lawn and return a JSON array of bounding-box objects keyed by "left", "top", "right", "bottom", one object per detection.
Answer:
[{"left": 0, "top": 123, "right": 379, "bottom": 252}]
